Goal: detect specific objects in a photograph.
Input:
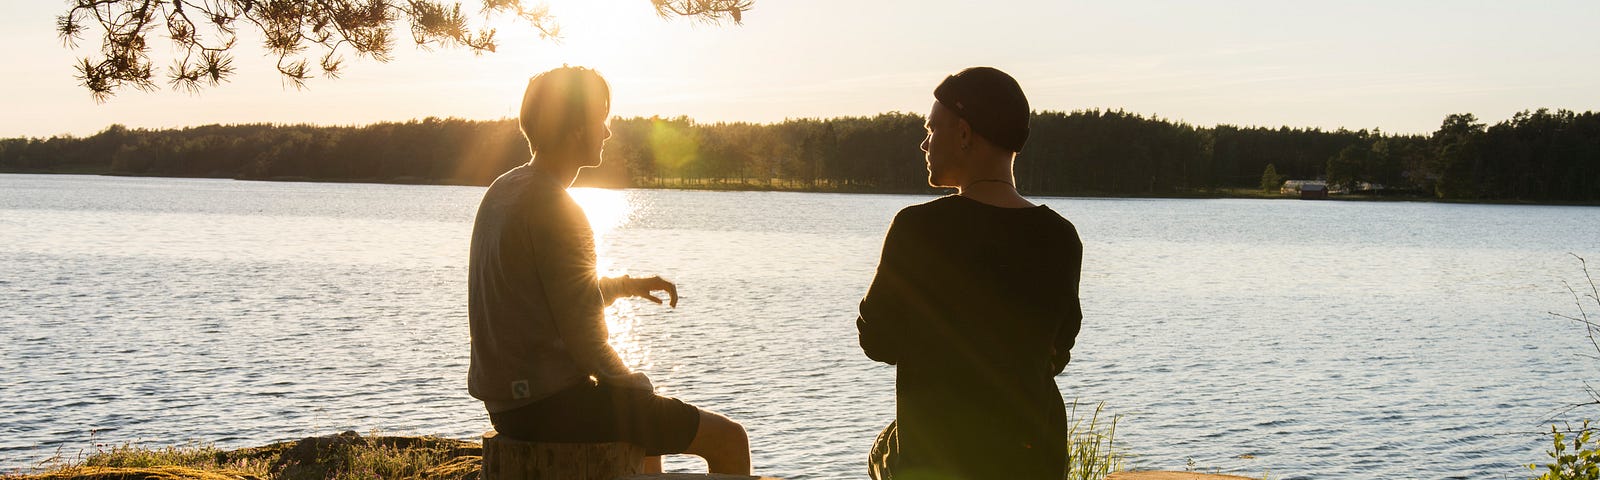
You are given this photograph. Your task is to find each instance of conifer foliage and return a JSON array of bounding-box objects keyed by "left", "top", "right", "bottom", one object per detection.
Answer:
[{"left": 56, "top": 0, "right": 751, "bottom": 100}]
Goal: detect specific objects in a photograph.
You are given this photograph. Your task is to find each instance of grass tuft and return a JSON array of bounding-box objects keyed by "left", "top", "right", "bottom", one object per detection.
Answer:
[{"left": 1066, "top": 400, "right": 1125, "bottom": 480}]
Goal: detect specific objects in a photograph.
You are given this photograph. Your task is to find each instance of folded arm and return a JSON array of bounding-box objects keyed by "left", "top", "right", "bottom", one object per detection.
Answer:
[
  {"left": 1050, "top": 239, "right": 1085, "bottom": 376},
  {"left": 1050, "top": 301, "right": 1082, "bottom": 376},
  {"left": 858, "top": 216, "right": 918, "bottom": 365}
]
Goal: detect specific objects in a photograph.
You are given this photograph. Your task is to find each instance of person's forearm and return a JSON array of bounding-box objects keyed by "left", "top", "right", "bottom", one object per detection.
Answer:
[{"left": 598, "top": 275, "right": 628, "bottom": 306}]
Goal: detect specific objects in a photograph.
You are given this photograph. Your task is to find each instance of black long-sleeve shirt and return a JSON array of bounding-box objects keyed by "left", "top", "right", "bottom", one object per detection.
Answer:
[{"left": 858, "top": 195, "right": 1083, "bottom": 479}]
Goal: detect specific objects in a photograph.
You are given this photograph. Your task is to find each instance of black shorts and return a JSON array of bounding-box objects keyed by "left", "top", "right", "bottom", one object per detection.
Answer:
[{"left": 488, "top": 381, "right": 702, "bottom": 456}]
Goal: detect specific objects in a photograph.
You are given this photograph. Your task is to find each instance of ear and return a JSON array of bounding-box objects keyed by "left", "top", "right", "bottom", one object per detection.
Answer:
[{"left": 956, "top": 118, "right": 973, "bottom": 148}]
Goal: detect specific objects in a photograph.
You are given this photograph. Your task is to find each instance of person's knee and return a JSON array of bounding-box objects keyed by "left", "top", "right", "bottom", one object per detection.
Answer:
[
  {"left": 690, "top": 410, "right": 748, "bottom": 455},
  {"left": 706, "top": 411, "right": 747, "bottom": 447},
  {"left": 682, "top": 410, "right": 750, "bottom": 473},
  {"left": 723, "top": 418, "right": 748, "bottom": 450}
]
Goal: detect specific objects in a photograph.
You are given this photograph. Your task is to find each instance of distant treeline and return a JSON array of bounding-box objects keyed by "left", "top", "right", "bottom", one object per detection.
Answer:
[{"left": 2, "top": 108, "right": 1597, "bottom": 201}]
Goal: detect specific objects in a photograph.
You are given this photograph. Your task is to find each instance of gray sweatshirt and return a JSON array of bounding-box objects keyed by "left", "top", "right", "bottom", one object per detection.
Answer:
[{"left": 468, "top": 165, "right": 630, "bottom": 413}]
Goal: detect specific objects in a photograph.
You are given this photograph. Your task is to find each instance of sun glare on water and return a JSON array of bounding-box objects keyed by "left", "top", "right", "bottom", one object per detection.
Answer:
[{"left": 567, "top": 187, "right": 634, "bottom": 238}]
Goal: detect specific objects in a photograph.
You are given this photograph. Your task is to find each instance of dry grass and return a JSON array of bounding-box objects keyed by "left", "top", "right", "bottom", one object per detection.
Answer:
[
  {"left": 5, "top": 432, "right": 480, "bottom": 480},
  {"left": 1068, "top": 401, "right": 1125, "bottom": 480}
]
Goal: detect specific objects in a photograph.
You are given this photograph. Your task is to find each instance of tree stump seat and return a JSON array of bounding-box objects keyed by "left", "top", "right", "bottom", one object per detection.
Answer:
[
  {"left": 481, "top": 430, "right": 782, "bottom": 480},
  {"left": 617, "top": 475, "right": 782, "bottom": 480},
  {"left": 481, "top": 430, "right": 645, "bottom": 480}
]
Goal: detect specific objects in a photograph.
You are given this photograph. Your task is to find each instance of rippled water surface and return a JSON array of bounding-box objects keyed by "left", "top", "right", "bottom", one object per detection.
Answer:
[{"left": 4, "top": 173, "right": 1600, "bottom": 479}]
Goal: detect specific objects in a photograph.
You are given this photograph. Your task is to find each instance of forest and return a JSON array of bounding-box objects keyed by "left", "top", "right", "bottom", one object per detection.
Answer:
[{"left": 2, "top": 108, "right": 1597, "bottom": 202}]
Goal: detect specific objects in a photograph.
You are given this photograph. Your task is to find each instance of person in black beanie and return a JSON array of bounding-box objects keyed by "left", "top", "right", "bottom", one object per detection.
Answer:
[{"left": 857, "top": 66, "right": 1084, "bottom": 479}]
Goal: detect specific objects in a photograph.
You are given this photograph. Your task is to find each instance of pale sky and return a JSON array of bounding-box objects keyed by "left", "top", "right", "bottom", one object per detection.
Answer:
[{"left": 4, "top": 1, "right": 1598, "bottom": 138}]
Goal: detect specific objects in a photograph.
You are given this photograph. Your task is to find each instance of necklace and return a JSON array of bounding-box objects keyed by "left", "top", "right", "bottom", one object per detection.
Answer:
[{"left": 962, "top": 178, "right": 1014, "bottom": 189}]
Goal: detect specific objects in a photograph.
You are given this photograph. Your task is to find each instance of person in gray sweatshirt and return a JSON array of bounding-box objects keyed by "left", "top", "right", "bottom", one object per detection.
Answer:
[{"left": 467, "top": 66, "right": 750, "bottom": 474}]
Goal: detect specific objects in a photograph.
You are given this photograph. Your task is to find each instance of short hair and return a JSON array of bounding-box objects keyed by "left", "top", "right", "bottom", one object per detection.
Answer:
[{"left": 519, "top": 66, "right": 611, "bottom": 153}]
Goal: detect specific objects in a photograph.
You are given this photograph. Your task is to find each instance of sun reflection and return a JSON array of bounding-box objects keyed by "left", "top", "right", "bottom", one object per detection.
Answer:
[
  {"left": 605, "top": 302, "right": 652, "bottom": 372},
  {"left": 568, "top": 187, "right": 634, "bottom": 277},
  {"left": 567, "top": 187, "right": 634, "bottom": 238}
]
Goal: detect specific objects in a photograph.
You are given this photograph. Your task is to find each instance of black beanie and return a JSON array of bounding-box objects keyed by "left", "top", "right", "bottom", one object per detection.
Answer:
[{"left": 933, "top": 67, "right": 1031, "bottom": 152}]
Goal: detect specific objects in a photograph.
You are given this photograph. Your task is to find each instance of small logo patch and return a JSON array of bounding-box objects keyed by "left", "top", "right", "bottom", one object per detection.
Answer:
[{"left": 511, "top": 380, "right": 530, "bottom": 400}]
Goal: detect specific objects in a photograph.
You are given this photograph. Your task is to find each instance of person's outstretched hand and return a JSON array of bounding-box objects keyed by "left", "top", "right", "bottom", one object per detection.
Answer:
[{"left": 620, "top": 275, "right": 679, "bottom": 308}]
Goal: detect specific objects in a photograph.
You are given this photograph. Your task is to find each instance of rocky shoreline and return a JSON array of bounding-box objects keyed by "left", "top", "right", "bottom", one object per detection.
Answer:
[
  {"left": 8, "top": 431, "right": 482, "bottom": 480},
  {"left": 7, "top": 431, "right": 1262, "bottom": 480}
]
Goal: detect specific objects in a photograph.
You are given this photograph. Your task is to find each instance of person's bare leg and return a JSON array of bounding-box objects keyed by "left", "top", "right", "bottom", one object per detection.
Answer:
[
  {"left": 641, "top": 455, "right": 663, "bottom": 473},
  {"left": 683, "top": 410, "right": 750, "bottom": 474}
]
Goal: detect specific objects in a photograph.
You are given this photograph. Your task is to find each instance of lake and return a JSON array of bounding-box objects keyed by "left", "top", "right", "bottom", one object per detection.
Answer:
[{"left": 3, "top": 173, "right": 1599, "bottom": 479}]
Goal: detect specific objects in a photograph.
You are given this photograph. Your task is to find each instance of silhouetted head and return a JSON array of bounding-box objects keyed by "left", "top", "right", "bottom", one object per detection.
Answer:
[
  {"left": 934, "top": 67, "right": 1030, "bottom": 153},
  {"left": 921, "top": 67, "right": 1030, "bottom": 188},
  {"left": 520, "top": 66, "right": 613, "bottom": 168}
]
